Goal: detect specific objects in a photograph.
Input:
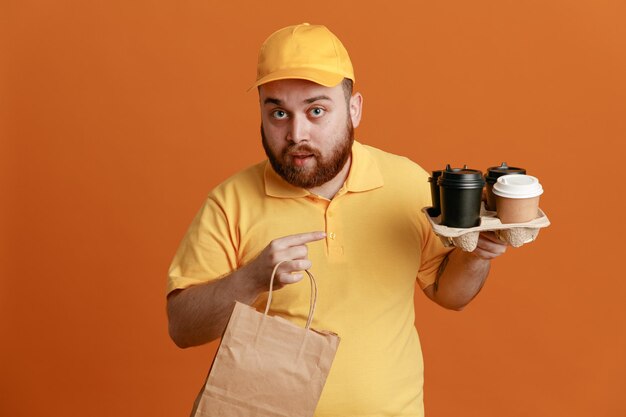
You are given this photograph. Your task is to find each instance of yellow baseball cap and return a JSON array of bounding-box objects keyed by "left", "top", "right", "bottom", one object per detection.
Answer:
[{"left": 250, "top": 23, "right": 355, "bottom": 90}]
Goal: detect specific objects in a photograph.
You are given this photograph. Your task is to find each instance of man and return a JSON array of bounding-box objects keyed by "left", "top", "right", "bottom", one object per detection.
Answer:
[{"left": 167, "top": 23, "right": 507, "bottom": 416}]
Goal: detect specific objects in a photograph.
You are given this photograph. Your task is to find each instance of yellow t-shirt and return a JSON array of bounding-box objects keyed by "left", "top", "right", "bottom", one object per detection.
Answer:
[{"left": 168, "top": 141, "right": 452, "bottom": 416}]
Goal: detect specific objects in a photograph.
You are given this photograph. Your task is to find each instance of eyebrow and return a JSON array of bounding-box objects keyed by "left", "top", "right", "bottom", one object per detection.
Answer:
[
  {"left": 263, "top": 98, "right": 282, "bottom": 105},
  {"left": 304, "top": 95, "right": 332, "bottom": 104},
  {"left": 263, "top": 95, "right": 332, "bottom": 106}
]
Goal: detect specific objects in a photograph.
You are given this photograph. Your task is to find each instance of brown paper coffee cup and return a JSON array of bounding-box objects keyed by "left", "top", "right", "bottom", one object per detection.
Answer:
[
  {"left": 495, "top": 195, "right": 541, "bottom": 223},
  {"left": 493, "top": 175, "right": 543, "bottom": 224}
]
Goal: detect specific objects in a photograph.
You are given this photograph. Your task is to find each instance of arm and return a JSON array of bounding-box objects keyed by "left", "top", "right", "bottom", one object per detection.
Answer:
[
  {"left": 423, "top": 232, "right": 507, "bottom": 310},
  {"left": 167, "top": 231, "right": 326, "bottom": 348}
]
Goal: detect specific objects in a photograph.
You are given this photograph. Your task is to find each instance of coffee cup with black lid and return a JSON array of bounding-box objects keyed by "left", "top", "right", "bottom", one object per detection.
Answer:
[
  {"left": 428, "top": 170, "right": 444, "bottom": 217},
  {"left": 437, "top": 165, "right": 485, "bottom": 228},
  {"left": 493, "top": 174, "right": 543, "bottom": 223},
  {"left": 484, "top": 162, "right": 526, "bottom": 211}
]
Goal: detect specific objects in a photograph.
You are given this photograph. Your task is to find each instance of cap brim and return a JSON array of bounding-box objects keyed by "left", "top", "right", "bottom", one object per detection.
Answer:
[{"left": 247, "top": 68, "right": 349, "bottom": 92}]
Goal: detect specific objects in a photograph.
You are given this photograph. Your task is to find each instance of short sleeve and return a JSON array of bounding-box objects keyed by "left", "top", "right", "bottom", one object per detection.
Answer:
[
  {"left": 166, "top": 196, "right": 239, "bottom": 294},
  {"left": 416, "top": 215, "right": 453, "bottom": 289},
  {"left": 413, "top": 171, "right": 454, "bottom": 289}
]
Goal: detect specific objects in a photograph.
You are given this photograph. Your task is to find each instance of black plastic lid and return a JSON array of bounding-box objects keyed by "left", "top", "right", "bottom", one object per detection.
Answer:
[
  {"left": 437, "top": 164, "right": 485, "bottom": 189},
  {"left": 485, "top": 162, "right": 526, "bottom": 184},
  {"left": 428, "top": 169, "right": 444, "bottom": 183}
]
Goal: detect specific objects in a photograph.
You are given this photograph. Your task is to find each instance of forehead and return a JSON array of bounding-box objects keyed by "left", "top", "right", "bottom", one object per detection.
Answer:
[{"left": 259, "top": 79, "right": 343, "bottom": 105}]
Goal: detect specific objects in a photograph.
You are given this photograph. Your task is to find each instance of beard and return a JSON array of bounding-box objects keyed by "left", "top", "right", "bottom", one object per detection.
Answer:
[{"left": 261, "top": 122, "right": 354, "bottom": 189}]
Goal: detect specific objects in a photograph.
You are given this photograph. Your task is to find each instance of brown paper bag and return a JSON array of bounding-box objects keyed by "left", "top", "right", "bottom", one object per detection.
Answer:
[{"left": 191, "top": 263, "right": 340, "bottom": 417}]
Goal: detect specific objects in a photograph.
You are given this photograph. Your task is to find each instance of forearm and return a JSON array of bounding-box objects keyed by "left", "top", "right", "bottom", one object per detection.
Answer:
[
  {"left": 430, "top": 248, "right": 491, "bottom": 310},
  {"left": 167, "top": 265, "right": 263, "bottom": 348},
  {"left": 424, "top": 231, "right": 507, "bottom": 310}
]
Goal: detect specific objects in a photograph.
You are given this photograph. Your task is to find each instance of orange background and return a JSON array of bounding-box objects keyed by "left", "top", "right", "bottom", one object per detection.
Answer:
[{"left": 2, "top": 1, "right": 625, "bottom": 416}]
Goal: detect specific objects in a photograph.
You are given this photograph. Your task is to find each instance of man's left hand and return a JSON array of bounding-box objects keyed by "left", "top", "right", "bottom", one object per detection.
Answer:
[{"left": 472, "top": 231, "right": 508, "bottom": 260}]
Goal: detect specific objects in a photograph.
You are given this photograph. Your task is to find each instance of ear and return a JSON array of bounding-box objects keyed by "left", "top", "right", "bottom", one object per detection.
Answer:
[{"left": 349, "top": 92, "right": 363, "bottom": 128}]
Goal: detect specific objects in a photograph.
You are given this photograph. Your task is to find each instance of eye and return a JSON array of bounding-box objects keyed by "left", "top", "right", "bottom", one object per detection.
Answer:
[
  {"left": 309, "top": 107, "right": 325, "bottom": 118},
  {"left": 271, "top": 110, "right": 288, "bottom": 119}
]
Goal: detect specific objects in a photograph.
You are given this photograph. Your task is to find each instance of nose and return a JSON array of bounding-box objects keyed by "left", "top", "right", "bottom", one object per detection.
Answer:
[{"left": 286, "top": 114, "right": 310, "bottom": 143}]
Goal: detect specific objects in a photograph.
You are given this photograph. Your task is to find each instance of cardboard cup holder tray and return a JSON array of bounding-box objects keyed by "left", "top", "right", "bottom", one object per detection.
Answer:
[{"left": 422, "top": 204, "right": 550, "bottom": 252}]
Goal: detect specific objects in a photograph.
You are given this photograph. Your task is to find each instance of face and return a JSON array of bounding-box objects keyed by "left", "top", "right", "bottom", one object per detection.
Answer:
[{"left": 259, "top": 79, "right": 362, "bottom": 189}]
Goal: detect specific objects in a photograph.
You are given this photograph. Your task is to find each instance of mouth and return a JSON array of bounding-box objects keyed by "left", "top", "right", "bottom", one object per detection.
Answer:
[{"left": 289, "top": 152, "right": 315, "bottom": 167}]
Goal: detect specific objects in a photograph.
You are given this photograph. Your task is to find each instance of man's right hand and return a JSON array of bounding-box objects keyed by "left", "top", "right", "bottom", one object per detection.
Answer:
[{"left": 243, "top": 231, "right": 326, "bottom": 291}]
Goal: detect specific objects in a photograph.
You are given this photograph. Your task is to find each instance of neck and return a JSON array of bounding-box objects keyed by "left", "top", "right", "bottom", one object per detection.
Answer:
[{"left": 306, "top": 155, "right": 352, "bottom": 200}]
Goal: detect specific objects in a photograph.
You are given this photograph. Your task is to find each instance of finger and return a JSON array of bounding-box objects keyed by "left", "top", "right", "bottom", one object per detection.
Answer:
[
  {"left": 474, "top": 235, "right": 507, "bottom": 258},
  {"left": 279, "top": 244, "right": 309, "bottom": 261},
  {"left": 278, "top": 272, "right": 304, "bottom": 285},
  {"left": 479, "top": 231, "right": 505, "bottom": 244},
  {"left": 476, "top": 238, "right": 507, "bottom": 254},
  {"left": 274, "top": 259, "right": 312, "bottom": 275},
  {"left": 268, "top": 246, "right": 310, "bottom": 267},
  {"left": 471, "top": 247, "right": 497, "bottom": 260},
  {"left": 271, "top": 231, "right": 326, "bottom": 250},
  {"left": 274, "top": 259, "right": 311, "bottom": 285}
]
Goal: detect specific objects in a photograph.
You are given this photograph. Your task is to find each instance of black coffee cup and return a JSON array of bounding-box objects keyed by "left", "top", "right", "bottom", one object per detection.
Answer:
[
  {"left": 438, "top": 165, "right": 485, "bottom": 228},
  {"left": 428, "top": 170, "right": 444, "bottom": 217},
  {"left": 484, "top": 162, "right": 526, "bottom": 211}
]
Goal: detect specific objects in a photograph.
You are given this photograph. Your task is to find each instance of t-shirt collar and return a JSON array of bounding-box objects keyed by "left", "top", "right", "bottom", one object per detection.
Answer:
[{"left": 264, "top": 140, "right": 384, "bottom": 198}]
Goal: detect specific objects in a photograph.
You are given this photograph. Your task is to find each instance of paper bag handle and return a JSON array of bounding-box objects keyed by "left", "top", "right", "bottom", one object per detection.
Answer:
[{"left": 264, "top": 261, "right": 318, "bottom": 330}]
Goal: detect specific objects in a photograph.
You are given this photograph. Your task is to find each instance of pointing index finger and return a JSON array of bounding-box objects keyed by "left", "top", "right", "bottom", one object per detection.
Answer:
[{"left": 277, "top": 231, "right": 326, "bottom": 248}]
